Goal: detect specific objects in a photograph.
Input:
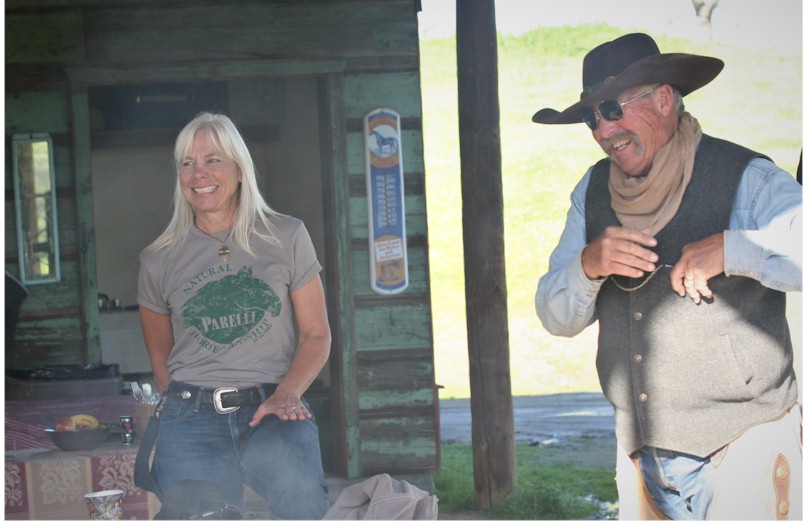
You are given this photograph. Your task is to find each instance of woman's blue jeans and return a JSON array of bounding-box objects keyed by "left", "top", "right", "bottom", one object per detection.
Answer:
[{"left": 152, "top": 384, "right": 330, "bottom": 520}]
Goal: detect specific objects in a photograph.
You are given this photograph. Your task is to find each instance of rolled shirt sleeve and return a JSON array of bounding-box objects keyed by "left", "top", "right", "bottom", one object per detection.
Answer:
[
  {"left": 723, "top": 158, "right": 802, "bottom": 292},
  {"left": 535, "top": 168, "right": 603, "bottom": 337}
]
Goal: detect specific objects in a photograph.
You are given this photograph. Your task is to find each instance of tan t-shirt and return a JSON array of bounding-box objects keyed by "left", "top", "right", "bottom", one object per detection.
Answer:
[{"left": 138, "top": 215, "right": 321, "bottom": 388}]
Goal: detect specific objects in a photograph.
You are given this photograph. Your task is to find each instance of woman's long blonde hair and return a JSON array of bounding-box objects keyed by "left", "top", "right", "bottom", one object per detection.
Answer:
[{"left": 143, "top": 112, "right": 281, "bottom": 256}]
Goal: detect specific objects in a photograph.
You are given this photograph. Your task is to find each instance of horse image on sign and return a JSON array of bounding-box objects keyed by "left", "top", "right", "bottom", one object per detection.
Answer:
[{"left": 364, "top": 108, "right": 408, "bottom": 295}]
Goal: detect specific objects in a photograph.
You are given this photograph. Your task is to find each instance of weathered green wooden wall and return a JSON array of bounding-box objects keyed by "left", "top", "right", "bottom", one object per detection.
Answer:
[
  {"left": 5, "top": 0, "right": 437, "bottom": 479},
  {"left": 343, "top": 72, "right": 436, "bottom": 474}
]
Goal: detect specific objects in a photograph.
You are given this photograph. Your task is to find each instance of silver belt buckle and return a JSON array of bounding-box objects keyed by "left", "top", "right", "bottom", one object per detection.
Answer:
[{"left": 212, "top": 387, "right": 239, "bottom": 414}]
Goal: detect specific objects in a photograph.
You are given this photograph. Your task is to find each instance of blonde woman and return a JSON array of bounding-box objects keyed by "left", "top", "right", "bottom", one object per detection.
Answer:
[{"left": 138, "top": 112, "right": 331, "bottom": 519}]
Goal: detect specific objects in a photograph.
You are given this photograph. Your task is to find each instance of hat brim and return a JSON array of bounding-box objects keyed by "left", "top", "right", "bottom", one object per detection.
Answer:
[{"left": 532, "top": 53, "right": 724, "bottom": 125}]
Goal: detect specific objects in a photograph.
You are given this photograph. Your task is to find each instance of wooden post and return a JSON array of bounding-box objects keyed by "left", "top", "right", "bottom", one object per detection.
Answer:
[
  {"left": 70, "top": 84, "right": 102, "bottom": 365},
  {"left": 455, "top": 0, "right": 516, "bottom": 509}
]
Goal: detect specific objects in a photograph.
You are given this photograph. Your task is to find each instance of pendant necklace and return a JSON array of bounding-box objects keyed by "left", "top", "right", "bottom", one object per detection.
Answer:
[{"left": 195, "top": 222, "right": 233, "bottom": 263}]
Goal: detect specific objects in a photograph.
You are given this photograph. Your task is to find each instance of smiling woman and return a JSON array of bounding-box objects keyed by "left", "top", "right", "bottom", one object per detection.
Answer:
[{"left": 136, "top": 112, "right": 332, "bottom": 519}]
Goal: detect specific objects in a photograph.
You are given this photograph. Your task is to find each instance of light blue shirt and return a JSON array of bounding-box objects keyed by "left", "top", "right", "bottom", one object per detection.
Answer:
[{"left": 535, "top": 157, "right": 803, "bottom": 337}]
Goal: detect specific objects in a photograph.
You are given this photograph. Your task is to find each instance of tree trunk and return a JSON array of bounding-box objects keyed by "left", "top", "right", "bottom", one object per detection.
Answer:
[{"left": 455, "top": 0, "right": 516, "bottom": 510}]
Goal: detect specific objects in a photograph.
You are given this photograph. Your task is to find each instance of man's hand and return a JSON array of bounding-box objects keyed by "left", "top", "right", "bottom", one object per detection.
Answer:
[
  {"left": 581, "top": 226, "right": 659, "bottom": 280},
  {"left": 669, "top": 232, "right": 724, "bottom": 304}
]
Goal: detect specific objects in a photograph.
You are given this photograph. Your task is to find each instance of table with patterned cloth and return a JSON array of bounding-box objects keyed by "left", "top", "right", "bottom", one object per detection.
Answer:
[{"left": 5, "top": 395, "right": 160, "bottom": 520}]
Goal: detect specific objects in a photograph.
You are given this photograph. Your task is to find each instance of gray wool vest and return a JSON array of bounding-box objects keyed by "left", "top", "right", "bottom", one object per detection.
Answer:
[{"left": 585, "top": 135, "right": 798, "bottom": 457}]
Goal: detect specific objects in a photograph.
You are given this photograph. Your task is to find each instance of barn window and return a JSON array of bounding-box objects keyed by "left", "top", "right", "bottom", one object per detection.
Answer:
[{"left": 12, "top": 133, "right": 60, "bottom": 285}]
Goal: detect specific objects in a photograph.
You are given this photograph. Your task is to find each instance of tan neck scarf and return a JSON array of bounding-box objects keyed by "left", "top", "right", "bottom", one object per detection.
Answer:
[{"left": 608, "top": 113, "right": 702, "bottom": 235}]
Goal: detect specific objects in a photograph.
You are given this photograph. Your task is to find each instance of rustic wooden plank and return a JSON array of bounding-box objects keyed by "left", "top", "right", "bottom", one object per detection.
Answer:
[
  {"left": 342, "top": 56, "right": 420, "bottom": 75},
  {"left": 72, "top": 88, "right": 102, "bottom": 364},
  {"left": 353, "top": 293, "right": 431, "bottom": 310},
  {"left": 354, "top": 303, "right": 432, "bottom": 350},
  {"left": 10, "top": 316, "right": 84, "bottom": 346},
  {"left": 82, "top": 2, "right": 416, "bottom": 32},
  {"left": 17, "top": 306, "right": 81, "bottom": 322},
  {"left": 359, "top": 415, "right": 438, "bottom": 474},
  {"left": 360, "top": 415, "right": 436, "bottom": 439},
  {"left": 361, "top": 453, "right": 437, "bottom": 475},
  {"left": 67, "top": 60, "right": 346, "bottom": 85},
  {"left": 357, "top": 347, "right": 435, "bottom": 410},
  {"left": 357, "top": 346, "right": 433, "bottom": 363},
  {"left": 52, "top": 199, "right": 80, "bottom": 249},
  {"left": 89, "top": 124, "right": 280, "bottom": 149},
  {"left": 358, "top": 388, "right": 435, "bottom": 412},
  {"left": 83, "top": 16, "right": 417, "bottom": 64},
  {"left": 359, "top": 404, "right": 436, "bottom": 421},
  {"left": 8, "top": 338, "right": 89, "bottom": 368},
  {"left": 53, "top": 145, "right": 77, "bottom": 190},
  {"left": 5, "top": 65, "right": 70, "bottom": 92},
  {"left": 343, "top": 72, "right": 423, "bottom": 118},
  {"left": 13, "top": 262, "right": 83, "bottom": 311},
  {"left": 5, "top": 11, "right": 85, "bottom": 64},
  {"left": 324, "top": 72, "right": 362, "bottom": 479},
  {"left": 358, "top": 380, "right": 435, "bottom": 410},
  {"left": 5, "top": 91, "right": 72, "bottom": 135},
  {"left": 353, "top": 292, "right": 431, "bottom": 309}
]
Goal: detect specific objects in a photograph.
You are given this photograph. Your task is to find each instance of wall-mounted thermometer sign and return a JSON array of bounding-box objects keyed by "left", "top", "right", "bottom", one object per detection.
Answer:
[{"left": 365, "top": 108, "right": 408, "bottom": 295}]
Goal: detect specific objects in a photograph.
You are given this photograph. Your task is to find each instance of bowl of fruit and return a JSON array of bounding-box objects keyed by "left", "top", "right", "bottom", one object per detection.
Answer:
[{"left": 45, "top": 414, "right": 109, "bottom": 451}]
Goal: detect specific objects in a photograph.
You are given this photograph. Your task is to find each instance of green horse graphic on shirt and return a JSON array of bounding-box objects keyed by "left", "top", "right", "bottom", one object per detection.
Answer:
[{"left": 181, "top": 265, "right": 281, "bottom": 345}]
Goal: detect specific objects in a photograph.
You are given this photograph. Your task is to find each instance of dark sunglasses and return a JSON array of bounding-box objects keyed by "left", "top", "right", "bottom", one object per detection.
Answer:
[{"left": 581, "top": 85, "right": 659, "bottom": 131}]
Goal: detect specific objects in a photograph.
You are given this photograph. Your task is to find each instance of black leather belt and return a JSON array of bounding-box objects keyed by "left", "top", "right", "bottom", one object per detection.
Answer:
[{"left": 171, "top": 384, "right": 277, "bottom": 414}]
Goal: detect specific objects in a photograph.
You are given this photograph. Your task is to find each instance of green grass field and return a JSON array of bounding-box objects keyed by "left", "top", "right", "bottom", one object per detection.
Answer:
[
  {"left": 421, "top": 25, "right": 803, "bottom": 399},
  {"left": 436, "top": 441, "right": 618, "bottom": 519}
]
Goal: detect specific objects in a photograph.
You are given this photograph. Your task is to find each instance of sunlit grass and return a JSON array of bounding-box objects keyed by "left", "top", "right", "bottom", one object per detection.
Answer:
[{"left": 435, "top": 442, "right": 618, "bottom": 519}]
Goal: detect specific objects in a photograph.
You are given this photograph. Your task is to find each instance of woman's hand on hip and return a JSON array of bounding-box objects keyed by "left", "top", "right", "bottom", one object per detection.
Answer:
[{"left": 249, "top": 390, "right": 311, "bottom": 426}]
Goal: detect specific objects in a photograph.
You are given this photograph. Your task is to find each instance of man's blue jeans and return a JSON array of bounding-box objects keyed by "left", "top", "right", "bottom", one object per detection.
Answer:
[
  {"left": 152, "top": 383, "right": 330, "bottom": 520},
  {"left": 638, "top": 447, "right": 716, "bottom": 519}
]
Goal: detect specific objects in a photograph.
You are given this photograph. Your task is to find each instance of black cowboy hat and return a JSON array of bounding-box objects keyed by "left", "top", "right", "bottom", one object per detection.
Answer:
[{"left": 532, "top": 33, "right": 724, "bottom": 125}]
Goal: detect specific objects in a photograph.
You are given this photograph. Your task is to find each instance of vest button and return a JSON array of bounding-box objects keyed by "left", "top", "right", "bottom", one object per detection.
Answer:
[
  {"left": 634, "top": 354, "right": 643, "bottom": 364},
  {"left": 638, "top": 393, "right": 648, "bottom": 402},
  {"left": 633, "top": 312, "right": 643, "bottom": 321}
]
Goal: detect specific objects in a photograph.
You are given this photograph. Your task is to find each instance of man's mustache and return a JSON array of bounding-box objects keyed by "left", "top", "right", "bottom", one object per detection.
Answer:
[{"left": 600, "top": 132, "right": 637, "bottom": 155}]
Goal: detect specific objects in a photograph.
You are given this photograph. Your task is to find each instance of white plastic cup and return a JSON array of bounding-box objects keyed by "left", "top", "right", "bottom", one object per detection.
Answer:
[{"left": 84, "top": 489, "right": 124, "bottom": 520}]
